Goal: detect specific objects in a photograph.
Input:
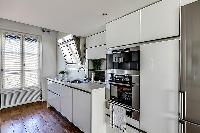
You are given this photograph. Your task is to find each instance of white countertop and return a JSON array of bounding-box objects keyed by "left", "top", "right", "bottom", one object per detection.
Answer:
[{"left": 47, "top": 78, "right": 105, "bottom": 93}]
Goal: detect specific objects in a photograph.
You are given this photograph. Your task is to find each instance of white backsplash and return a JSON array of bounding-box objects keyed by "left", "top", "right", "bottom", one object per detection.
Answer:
[{"left": 64, "top": 64, "right": 87, "bottom": 81}]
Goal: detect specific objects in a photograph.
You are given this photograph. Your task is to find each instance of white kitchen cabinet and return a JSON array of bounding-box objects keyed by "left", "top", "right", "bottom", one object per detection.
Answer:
[
  {"left": 73, "top": 89, "right": 91, "bottom": 133},
  {"left": 140, "top": 39, "right": 179, "bottom": 133},
  {"left": 51, "top": 83, "right": 62, "bottom": 95},
  {"left": 106, "top": 11, "right": 140, "bottom": 48},
  {"left": 47, "top": 89, "right": 54, "bottom": 107},
  {"left": 140, "top": 0, "right": 180, "bottom": 42},
  {"left": 60, "top": 86, "right": 73, "bottom": 122},
  {"left": 47, "top": 89, "right": 60, "bottom": 112},
  {"left": 86, "top": 45, "right": 106, "bottom": 59},
  {"left": 53, "top": 93, "right": 61, "bottom": 112},
  {"left": 47, "top": 81, "right": 61, "bottom": 112},
  {"left": 86, "top": 32, "right": 106, "bottom": 48},
  {"left": 47, "top": 79, "right": 106, "bottom": 133},
  {"left": 47, "top": 81, "right": 56, "bottom": 107}
]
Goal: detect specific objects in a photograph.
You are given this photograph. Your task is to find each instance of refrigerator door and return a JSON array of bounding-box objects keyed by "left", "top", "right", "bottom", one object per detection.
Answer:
[
  {"left": 181, "top": 0, "right": 200, "bottom": 125},
  {"left": 184, "top": 121, "right": 200, "bottom": 133}
]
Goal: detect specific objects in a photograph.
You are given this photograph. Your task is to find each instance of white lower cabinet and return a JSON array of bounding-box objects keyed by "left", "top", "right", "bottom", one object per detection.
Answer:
[
  {"left": 47, "top": 89, "right": 61, "bottom": 112},
  {"left": 47, "top": 81, "right": 91, "bottom": 133},
  {"left": 47, "top": 80, "right": 105, "bottom": 133},
  {"left": 73, "top": 89, "right": 91, "bottom": 133},
  {"left": 60, "top": 86, "right": 73, "bottom": 122},
  {"left": 47, "top": 89, "right": 54, "bottom": 107},
  {"left": 54, "top": 94, "right": 61, "bottom": 112},
  {"left": 47, "top": 82, "right": 61, "bottom": 112}
]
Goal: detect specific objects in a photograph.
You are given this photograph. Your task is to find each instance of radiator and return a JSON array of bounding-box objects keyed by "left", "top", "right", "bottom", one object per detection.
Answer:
[{"left": 0, "top": 87, "right": 42, "bottom": 109}]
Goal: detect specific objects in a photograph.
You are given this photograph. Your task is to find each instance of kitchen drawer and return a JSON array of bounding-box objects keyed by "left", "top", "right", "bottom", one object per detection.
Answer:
[{"left": 47, "top": 89, "right": 61, "bottom": 112}]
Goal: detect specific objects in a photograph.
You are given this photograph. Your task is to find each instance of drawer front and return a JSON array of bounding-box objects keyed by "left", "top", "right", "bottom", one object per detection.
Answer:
[{"left": 47, "top": 89, "right": 61, "bottom": 112}]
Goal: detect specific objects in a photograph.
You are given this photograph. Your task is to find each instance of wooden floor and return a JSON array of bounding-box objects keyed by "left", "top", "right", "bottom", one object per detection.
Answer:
[{"left": 0, "top": 101, "right": 82, "bottom": 133}]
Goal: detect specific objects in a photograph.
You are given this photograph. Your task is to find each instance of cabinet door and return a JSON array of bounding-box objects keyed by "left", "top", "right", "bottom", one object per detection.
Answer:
[
  {"left": 86, "top": 45, "right": 106, "bottom": 59},
  {"left": 140, "top": 0, "right": 179, "bottom": 42},
  {"left": 47, "top": 81, "right": 54, "bottom": 92},
  {"left": 106, "top": 11, "right": 140, "bottom": 48},
  {"left": 73, "top": 89, "right": 91, "bottom": 133},
  {"left": 140, "top": 40, "right": 179, "bottom": 133},
  {"left": 47, "top": 82, "right": 61, "bottom": 112},
  {"left": 47, "top": 89, "right": 54, "bottom": 107},
  {"left": 86, "top": 32, "right": 105, "bottom": 48},
  {"left": 60, "top": 86, "right": 73, "bottom": 122},
  {"left": 52, "top": 83, "right": 62, "bottom": 96},
  {"left": 47, "top": 89, "right": 60, "bottom": 111}
]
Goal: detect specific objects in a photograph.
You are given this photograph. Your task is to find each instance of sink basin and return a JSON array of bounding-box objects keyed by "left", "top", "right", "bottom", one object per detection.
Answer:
[{"left": 69, "top": 79, "right": 89, "bottom": 84}]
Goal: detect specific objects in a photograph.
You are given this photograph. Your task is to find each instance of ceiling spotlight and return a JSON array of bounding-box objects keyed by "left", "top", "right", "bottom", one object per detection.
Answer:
[{"left": 102, "top": 13, "right": 108, "bottom": 16}]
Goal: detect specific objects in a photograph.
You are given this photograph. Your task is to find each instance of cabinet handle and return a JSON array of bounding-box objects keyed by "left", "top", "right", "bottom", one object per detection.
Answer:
[
  {"left": 179, "top": 91, "right": 186, "bottom": 120},
  {"left": 48, "top": 89, "right": 60, "bottom": 96}
]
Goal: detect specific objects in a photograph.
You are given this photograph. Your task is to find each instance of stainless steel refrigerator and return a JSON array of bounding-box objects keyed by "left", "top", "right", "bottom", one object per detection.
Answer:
[{"left": 180, "top": 1, "right": 200, "bottom": 133}]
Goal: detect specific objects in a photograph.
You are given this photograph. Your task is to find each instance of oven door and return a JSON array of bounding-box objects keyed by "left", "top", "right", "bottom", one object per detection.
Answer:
[
  {"left": 110, "top": 83, "right": 132, "bottom": 107},
  {"left": 109, "top": 83, "right": 140, "bottom": 121}
]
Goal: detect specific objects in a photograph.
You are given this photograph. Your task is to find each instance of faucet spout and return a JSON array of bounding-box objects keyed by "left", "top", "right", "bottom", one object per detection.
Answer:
[
  {"left": 78, "top": 66, "right": 87, "bottom": 79},
  {"left": 78, "top": 66, "right": 85, "bottom": 72}
]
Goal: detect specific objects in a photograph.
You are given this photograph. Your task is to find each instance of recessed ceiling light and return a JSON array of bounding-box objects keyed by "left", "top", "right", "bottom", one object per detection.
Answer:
[{"left": 102, "top": 13, "right": 108, "bottom": 16}]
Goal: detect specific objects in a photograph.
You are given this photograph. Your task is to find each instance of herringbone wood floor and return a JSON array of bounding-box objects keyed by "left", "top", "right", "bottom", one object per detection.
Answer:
[{"left": 0, "top": 101, "right": 82, "bottom": 133}]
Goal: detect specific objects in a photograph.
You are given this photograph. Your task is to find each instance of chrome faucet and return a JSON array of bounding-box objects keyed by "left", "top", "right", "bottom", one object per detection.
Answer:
[
  {"left": 78, "top": 66, "right": 85, "bottom": 72},
  {"left": 78, "top": 66, "right": 87, "bottom": 79}
]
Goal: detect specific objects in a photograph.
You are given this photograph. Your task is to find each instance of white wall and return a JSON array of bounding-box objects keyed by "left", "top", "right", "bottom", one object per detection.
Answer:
[
  {"left": 65, "top": 64, "right": 86, "bottom": 81},
  {"left": 0, "top": 18, "right": 57, "bottom": 100},
  {"left": 57, "top": 46, "right": 66, "bottom": 73},
  {"left": 57, "top": 32, "right": 68, "bottom": 73},
  {"left": 57, "top": 32, "right": 87, "bottom": 80},
  {"left": 181, "top": 0, "right": 198, "bottom": 6}
]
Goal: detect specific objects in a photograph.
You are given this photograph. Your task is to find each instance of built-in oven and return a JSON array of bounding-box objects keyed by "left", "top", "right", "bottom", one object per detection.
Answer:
[
  {"left": 110, "top": 83, "right": 132, "bottom": 107},
  {"left": 108, "top": 74, "right": 140, "bottom": 120},
  {"left": 106, "top": 46, "right": 140, "bottom": 121}
]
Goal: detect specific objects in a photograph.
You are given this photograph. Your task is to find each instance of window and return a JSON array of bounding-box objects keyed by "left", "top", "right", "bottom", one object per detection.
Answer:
[
  {"left": 58, "top": 34, "right": 80, "bottom": 64},
  {"left": 1, "top": 31, "right": 40, "bottom": 90},
  {"left": 23, "top": 35, "right": 40, "bottom": 88},
  {"left": 2, "top": 33, "right": 22, "bottom": 89}
]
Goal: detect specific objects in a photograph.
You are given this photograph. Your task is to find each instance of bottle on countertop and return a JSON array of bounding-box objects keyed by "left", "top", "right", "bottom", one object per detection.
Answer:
[{"left": 91, "top": 72, "right": 95, "bottom": 82}]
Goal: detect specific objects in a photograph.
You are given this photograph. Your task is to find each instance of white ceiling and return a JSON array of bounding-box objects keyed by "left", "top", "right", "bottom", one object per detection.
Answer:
[{"left": 0, "top": 0, "right": 158, "bottom": 36}]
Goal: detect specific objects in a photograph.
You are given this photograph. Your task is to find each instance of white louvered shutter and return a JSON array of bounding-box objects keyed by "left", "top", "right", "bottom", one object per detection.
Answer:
[
  {"left": 2, "top": 33, "right": 22, "bottom": 89},
  {"left": 1, "top": 33, "right": 40, "bottom": 90},
  {"left": 23, "top": 36, "right": 40, "bottom": 88}
]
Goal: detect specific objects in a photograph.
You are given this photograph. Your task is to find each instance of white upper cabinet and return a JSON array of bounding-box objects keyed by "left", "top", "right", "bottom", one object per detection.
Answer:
[
  {"left": 86, "top": 31, "right": 106, "bottom": 59},
  {"left": 86, "top": 32, "right": 106, "bottom": 48},
  {"left": 106, "top": 11, "right": 140, "bottom": 48},
  {"left": 140, "top": 0, "right": 180, "bottom": 42},
  {"left": 86, "top": 45, "right": 106, "bottom": 59}
]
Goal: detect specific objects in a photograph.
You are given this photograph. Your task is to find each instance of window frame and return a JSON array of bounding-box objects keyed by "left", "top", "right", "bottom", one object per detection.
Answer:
[{"left": 0, "top": 29, "right": 42, "bottom": 90}]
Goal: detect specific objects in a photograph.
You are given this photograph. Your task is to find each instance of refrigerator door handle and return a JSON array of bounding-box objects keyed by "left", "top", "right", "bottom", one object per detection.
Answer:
[
  {"left": 179, "top": 91, "right": 186, "bottom": 120},
  {"left": 179, "top": 119, "right": 185, "bottom": 133}
]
